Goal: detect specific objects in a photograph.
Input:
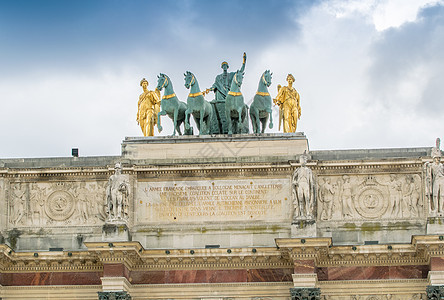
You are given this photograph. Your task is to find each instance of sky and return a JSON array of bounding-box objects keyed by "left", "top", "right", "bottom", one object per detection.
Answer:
[{"left": 0, "top": 0, "right": 443, "bottom": 158}]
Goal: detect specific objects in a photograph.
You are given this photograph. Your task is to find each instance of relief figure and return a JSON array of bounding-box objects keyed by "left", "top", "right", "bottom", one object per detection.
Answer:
[
  {"left": 91, "top": 183, "right": 106, "bottom": 222},
  {"left": 29, "top": 183, "right": 46, "bottom": 226},
  {"left": 341, "top": 175, "right": 354, "bottom": 218},
  {"left": 319, "top": 178, "right": 335, "bottom": 220},
  {"left": 75, "top": 182, "right": 90, "bottom": 223},
  {"left": 388, "top": 174, "right": 402, "bottom": 218},
  {"left": 10, "top": 182, "right": 27, "bottom": 226},
  {"left": 401, "top": 176, "right": 414, "bottom": 218}
]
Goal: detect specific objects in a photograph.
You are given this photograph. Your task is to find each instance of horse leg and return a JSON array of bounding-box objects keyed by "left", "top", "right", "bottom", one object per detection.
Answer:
[
  {"left": 226, "top": 106, "right": 233, "bottom": 135},
  {"left": 172, "top": 109, "right": 179, "bottom": 136},
  {"left": 237, "top": 108, "right": 242, "bottom": 134},
  {"left": 157, "top": 110, "right": 166, "bottom": 132},
  {"left": 261, "top": 116, "right": 268, "bottom": 134},
  {"left": 207, "top": 105, "right": 213, "bottom": 135},
  {"left": 253, "top": 107, "right": 261, "bottom": 134},
  {"left": 266, "top": 107, "right": 273, "bottom": 129},
  {"left": 176, "top": 122, "right": 182, "bottom": 135},
  {"left": 249, "top": 107, "right": 256, "bottom": 134},
  {"left": 200, "top": 108, "right": 208, "bottom": 135},
  {"left": 185, "top": 108, "right": 191, "bottom": 131}
]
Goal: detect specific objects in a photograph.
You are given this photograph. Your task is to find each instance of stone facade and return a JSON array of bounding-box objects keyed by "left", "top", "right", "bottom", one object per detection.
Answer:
[{"left": 0, "top": 133, "right": 443, "bottom": 299}]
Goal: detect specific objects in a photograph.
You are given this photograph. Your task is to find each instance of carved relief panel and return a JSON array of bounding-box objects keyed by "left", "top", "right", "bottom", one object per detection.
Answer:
[
  {"left": 7, "top": 181, "right": 107, "bottom": 228},
  {"left": 316, "top": 174, "right": 423, "bottom": 221}
]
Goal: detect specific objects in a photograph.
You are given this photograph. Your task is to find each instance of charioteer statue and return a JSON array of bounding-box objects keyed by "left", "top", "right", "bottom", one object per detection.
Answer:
[
  {"left": 203, "top": 52, "right": 249, "bottom": 134},
  {"left": 203, "top": 52, "right": 247, "bottom": 102}
]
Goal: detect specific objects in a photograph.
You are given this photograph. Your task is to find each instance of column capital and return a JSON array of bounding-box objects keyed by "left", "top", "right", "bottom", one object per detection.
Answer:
[
  {"left": 98, "top": 291, "right": 131, "bottom": 300},
  {"left": 426, "top": 285, "right": 444, "bottom": 300},
  {"left": 290, "top": 287, "right": 321, "bottom": 300}
]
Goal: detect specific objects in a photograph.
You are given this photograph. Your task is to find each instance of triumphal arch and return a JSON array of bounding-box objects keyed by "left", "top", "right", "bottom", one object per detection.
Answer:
[{"left": 1, "top": 54, "right": 443, "bottom": 299}]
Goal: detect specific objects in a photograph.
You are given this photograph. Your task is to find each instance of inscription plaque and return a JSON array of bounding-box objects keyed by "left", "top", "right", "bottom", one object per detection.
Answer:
[{"left": 136, "top": 178, "right": 291, "bottom": 223}]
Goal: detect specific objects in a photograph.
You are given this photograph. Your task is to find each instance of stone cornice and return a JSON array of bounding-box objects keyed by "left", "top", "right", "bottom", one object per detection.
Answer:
[
  {"left": 85, "top": 242, "right": 144, "bottom": 270},
  {"left": 135, "top": 247, "right": 291, "bottom": 271},
  {"left": 0, "top": 244, "right": 102, "bottom": 273},
  {"left": 0, "top": 157, "right": 427, "bottom": 179},
  {"left": 276, "top": 236, "right": 444, "bottom": 267},
  {"left": 2, "top": 236, "right": 444, "bottom": 273},
  {"left": 87, "top": 242, "right": 292, "bottom": 271}
]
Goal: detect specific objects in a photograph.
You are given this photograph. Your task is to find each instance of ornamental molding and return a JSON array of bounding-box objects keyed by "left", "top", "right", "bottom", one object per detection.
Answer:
[
  {"left": 132, "top": 282, "right": 293, "bottom": 288},
  {"left": 0, "top": 245, "right": 102, "bottom": 273},
  {"left": 276, "top": 236, "right": 444, "bottom": 267},
  {"left": 2, "top": 236, "right": 444, "bottom": 273},
  {"left": 319, "top": 278, "right": 428, "bottom": 285},
  {"left": 87, "top": 242, "right": 292, "bottom": 271},
  {"left": 0, "top": 158, "right": 425, "bottom": 179},
  {"left": 2, "top": 285, "right": 102, "bottom": 290}
]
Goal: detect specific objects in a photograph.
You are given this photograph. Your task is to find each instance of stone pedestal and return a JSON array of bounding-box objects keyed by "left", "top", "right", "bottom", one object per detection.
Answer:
[
  {"left": 102, "top": 222, "right": 131, "bottom": 242},
  {"left": 291, "top": 219, "right": 317, "bottom": 238},
  {"left": 427, "top": 218, "right": 444, "bottom": 234},
  {"left": 428, "top": 271, "right": 444, "bottom": 286},
  {"left": 122, "top": 133, "right": 309, "bottom": 161}
]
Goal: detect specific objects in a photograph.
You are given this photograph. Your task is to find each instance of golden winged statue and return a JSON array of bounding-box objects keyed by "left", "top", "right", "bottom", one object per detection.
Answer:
[{"left": 273, "top": 74, "right": 301, "bottom": 133}]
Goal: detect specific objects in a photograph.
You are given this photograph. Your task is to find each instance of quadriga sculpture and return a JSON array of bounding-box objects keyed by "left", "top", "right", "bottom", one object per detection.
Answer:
[
  {"left": 225, "top": 69, "right": 248, "bottom": 134},
  {"left": 184, "top": 71, "right": 213, "bottom": 135},
  {"left": 250, "top": 70, "right": 273, "bottom": 134},
  {"left": 156, "top": 73, "right": 188, "bottom": 136}
]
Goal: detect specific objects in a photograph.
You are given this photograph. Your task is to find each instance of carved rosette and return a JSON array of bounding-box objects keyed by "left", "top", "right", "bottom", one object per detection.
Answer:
[
  {"left": 290, "top": 287, "right": 321, "bottom": 300},
  {"left": 355, "top": 187, "right": 387, "bottom": 219},
  {"left": 45, "top": 190, "right": 75, "bottom": 221}
]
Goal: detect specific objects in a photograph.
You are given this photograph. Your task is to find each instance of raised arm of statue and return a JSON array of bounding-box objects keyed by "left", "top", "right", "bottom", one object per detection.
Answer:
[{"left": 239, "top": 52, "right": 247, "bottom": 73}]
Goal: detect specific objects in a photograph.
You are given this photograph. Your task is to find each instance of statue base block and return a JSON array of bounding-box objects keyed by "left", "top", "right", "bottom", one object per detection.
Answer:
[
  {"left": 291, "top": 219, "right": 317, "bottom": 238},
  {"left": 427, "top": 217, "right": 444, "bottom": 234},
  {"left": 102, "top": 221, "right": 131, "bottom": 242}
]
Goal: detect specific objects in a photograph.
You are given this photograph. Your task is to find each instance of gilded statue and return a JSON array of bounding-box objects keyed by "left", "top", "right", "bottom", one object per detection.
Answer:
[
  {"left": 425, "top": 138, "right": 444, "bottom": 216},
  {"left": 137, "top": 78, "right": 161, "bottom": 136},
  {"left": 273, "top": 74, "right": 301, "bottom": 133}
]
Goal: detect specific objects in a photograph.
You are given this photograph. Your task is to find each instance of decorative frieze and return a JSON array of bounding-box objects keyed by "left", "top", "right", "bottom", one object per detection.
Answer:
[
  {"left": 7, "top": 181, "right": 107, "bottom": 228},
  {"left": 316, "top": 174, "right": 423, "bottom": 222}
]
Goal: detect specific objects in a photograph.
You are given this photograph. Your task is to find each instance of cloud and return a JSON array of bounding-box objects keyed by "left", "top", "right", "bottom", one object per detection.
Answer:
[
  {"left": 0, "top": 0, "right": 443, "bottom": 158},
  {"left": 368, "top": 4, "right": 444, "bottom": 116},
  {"left": 323, "top": 0, "right": 443, "bottom": 31}
]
